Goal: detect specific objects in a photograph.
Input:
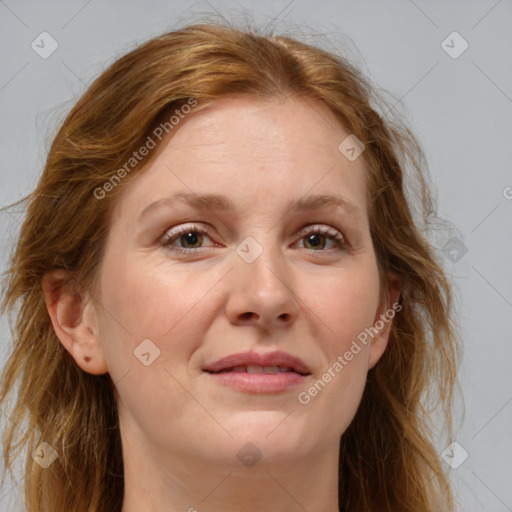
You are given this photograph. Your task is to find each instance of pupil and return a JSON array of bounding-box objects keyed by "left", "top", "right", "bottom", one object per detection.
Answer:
[
  {"left": 307, "top": 234, "right": 323, "bottom": 248},
  {"left": 182, "top": 232, "right": 200, "bottom": 247}
]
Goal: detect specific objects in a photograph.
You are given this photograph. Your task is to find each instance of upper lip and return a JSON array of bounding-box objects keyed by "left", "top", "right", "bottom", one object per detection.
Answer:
[{"left": 203, "top": 350, "right": 311, "bottom": 375}]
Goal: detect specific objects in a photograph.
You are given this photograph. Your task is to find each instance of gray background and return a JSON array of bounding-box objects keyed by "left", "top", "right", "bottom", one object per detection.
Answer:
[{"left": 1, "top": 1, "right": 511, "bottom": 510}]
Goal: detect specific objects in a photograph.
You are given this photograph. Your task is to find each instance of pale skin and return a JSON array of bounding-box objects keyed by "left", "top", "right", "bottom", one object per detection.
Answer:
[{"left": 43, "top": 95, "right": 400, "bottom": 512}]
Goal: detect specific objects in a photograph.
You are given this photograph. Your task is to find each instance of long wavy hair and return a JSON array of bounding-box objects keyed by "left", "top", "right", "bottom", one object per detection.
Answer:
[{"left": 1, "top": 21, "right": 460, "bottom": 512}]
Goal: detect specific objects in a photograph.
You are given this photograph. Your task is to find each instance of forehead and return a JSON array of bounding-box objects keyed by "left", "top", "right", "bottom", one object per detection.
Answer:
[
  {"left": 112, "top": 95, "right": 369, "bottom": 222},
  {"left": 167, "top": 95, "right": 351, "bottom": 162}
]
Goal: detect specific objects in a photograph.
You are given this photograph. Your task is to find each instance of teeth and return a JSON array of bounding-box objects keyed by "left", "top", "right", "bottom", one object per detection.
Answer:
[
  {"left": 247, "top": 365, "right": 264, "bottom": 374},
  {"left": 246, "top": 365, "right": 285, "bottom": 374},
  {"left": 217, "top": 365, "right": 298, "bottom": 374}
]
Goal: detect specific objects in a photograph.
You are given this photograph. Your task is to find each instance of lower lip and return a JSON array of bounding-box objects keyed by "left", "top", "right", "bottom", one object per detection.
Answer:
[{"left": 206, "top": 371, "right": 308, "bottom": 393}]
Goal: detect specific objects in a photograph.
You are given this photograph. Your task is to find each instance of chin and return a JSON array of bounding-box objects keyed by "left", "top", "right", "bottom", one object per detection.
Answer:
[{"left": 221, "top": 411, "right": 321, "bottom": 455}]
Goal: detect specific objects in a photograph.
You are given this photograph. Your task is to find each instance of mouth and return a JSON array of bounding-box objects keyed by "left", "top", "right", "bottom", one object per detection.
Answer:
[
  {"left": 202, "top": 351, "right": 312, "bottom": 393},
  {"left": 204, "top": 365, "right": 310, "bottom": 376}
]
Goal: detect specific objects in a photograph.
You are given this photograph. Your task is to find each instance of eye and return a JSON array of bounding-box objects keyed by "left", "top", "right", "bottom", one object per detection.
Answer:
[
  {"left": 160, "top": 223, "right": 347, "bottom": 255},
  {"left": 160, "top": 224, "right": 215, "bottom": 253},
  {"left": 295, "top": 225, "right": 346, "bottom": 252}
]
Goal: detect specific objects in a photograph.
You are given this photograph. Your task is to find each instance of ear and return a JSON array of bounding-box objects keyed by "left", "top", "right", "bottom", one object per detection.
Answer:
[
  {"left": 367, "top": 272, "right": 402, "bottom": 370},
  {"left": 42, "top": 269, "right": 108, "bottom": 375}
]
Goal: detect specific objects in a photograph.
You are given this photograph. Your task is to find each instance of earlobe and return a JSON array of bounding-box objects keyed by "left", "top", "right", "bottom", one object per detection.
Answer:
[
  {"left": 367, "top": 273, "right": 402, "bottom": 370},
  {"left": 42, "top": 270, "right": 109, "bottom": 375}
]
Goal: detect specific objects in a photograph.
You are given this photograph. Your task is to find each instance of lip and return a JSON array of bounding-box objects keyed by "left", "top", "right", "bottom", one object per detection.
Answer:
[
  {"left": 203, "top": 350, "right": 312, "bottom": 393},
  {"left": 207, "top": 372, "right": 308, "bottom": 393}
]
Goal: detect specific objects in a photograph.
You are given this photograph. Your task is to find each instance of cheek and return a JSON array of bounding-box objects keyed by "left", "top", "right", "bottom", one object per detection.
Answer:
[
  {"left": 306, "top": 262, "right": 381, "bottom": 354},
  {"left": 295, "top": 262, "right": 380, "bottom": 435},
  {"left": 298, "top": 338, "right": 370, "bottom": 441},
  {"left": 96, "top": 251, "right": 224, "bottom": 374},
  {"left": 96, "top": 256, "right": 224, "bottom": 443}
]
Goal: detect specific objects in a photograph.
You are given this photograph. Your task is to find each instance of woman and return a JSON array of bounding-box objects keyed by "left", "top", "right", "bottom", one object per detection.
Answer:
[{"left": 0, "top": 22, "right": 460, "bottom": 512}]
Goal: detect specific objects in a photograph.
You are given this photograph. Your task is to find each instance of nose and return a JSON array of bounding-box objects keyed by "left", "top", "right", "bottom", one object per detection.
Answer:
[{"left": 224, "top": 243, "right": 300, "bottom": 332}]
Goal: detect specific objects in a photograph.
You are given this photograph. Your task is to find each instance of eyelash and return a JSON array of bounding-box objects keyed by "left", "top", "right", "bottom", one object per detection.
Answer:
[{"left": 160, "top": 223, "right": 347, "bottom": 256}]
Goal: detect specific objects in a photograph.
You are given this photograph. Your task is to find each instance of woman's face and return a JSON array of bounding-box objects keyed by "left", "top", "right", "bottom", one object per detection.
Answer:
[{"left": 91, "top": 96, "right": 395, "bottom": 471}]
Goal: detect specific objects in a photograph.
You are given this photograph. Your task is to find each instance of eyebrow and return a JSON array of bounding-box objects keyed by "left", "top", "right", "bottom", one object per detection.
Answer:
[{"left": 138, "top": 191, "right": 361, "bottom": 221}]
